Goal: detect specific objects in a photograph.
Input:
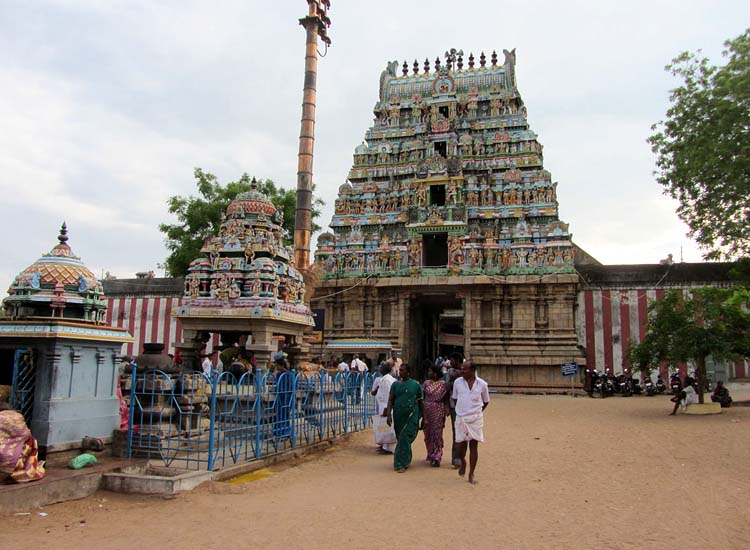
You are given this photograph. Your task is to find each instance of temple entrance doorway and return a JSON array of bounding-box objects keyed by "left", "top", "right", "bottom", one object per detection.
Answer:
[{"left": 409, "top": 293, "right": 463, "bottom": 380}]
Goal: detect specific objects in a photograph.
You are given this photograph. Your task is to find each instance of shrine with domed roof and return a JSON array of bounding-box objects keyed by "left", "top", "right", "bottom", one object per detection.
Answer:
[
  {"left": 175, "top": 178, "right": 314, "bottom": 370},
  {"left": 313, "top": 49, "right": 584, "bottom": 389},
  {"left": 0, "top": 223, "right": 132, "bottom": 454}
]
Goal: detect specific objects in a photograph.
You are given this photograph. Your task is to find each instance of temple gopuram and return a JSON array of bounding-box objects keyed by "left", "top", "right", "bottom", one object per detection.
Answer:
[{"left": 313, "top": 49, "right": 582, "bottom": 389}]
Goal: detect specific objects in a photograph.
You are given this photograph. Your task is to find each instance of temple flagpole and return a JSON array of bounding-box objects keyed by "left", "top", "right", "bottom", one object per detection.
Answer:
[{"left": 294, "top": 0, "right": 331, "bottom": 270}]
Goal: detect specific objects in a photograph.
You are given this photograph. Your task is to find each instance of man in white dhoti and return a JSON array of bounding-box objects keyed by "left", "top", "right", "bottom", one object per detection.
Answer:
[
  {"left": 451, "top": 360, "right": 490, "bottom": 484},
  {"left": 371, "top": 362, "right": 397, "bottom": 453}
]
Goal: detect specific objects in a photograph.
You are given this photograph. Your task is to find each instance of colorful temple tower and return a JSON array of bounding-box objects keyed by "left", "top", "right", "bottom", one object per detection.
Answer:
[
  {"left": 176, "top": 179, "right": 314, "bottom": 370},
  {"left": 0, "top": 224, "right": 132, "bottom": 453},
  {"left": 313, "top": 49, "right": 583, "bottom": 389}
]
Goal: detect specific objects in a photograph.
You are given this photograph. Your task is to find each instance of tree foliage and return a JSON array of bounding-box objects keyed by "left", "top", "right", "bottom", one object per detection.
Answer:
[
  {"left": 649, "top": 29, "right": 750, "bottom": 260},
  {"left": 159, "top": 168, "right": 324, "bottom": 277},
  {"left": 629, "top": 288, "right": 750, "bottom": 403}
]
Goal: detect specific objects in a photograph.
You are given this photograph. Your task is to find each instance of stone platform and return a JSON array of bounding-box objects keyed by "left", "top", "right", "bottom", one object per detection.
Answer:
[{"left": 0, "top": 457, "right": 142, "bottom": 514}]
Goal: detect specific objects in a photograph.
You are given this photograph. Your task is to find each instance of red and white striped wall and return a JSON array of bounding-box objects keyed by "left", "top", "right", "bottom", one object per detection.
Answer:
[
  {"left": 578, "top": 288, "right": 659, "bottom": 375},
  {"left": 105, "top": 296, "right": 217, "bottom": 358},
  {"left": 577, "top": 288, "right": 748, "bottom": 379}
]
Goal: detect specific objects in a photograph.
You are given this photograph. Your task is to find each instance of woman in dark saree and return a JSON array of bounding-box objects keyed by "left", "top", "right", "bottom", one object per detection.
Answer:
[{"left": 384, "top": 364, "right": 423, "bottom": 473}]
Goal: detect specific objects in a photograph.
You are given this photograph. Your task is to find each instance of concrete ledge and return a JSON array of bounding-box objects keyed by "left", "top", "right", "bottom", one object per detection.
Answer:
[
  {"left": 102, "top": 465, "right": 212, "bottom": 495},
  {"left": 685, "top": 402, "right": 723, "bottom": 415},
  {"left": 101, "top": 434, "right": 353, "bottom": 494},
  {"left": 0, "top": 458, "right": 137, "bottom": 514},
  {"left": 212, "top": 436, "right": 347, "bottom": 482}
]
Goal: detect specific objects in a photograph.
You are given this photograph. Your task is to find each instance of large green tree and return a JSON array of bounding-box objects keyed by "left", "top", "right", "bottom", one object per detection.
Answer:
[
  {"left": 649, "top": 29, "right": 750, "bottom": 261},
  {"left": 629, "top": 288, "right": 750, "bottom": 404},
  {"left": 159, "top": 168, "right": 324, "bottom": 276}
]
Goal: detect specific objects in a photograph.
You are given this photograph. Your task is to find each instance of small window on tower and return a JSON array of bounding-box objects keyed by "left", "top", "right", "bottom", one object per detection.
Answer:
[
  {"left": 433, "top": 141, "right": 447, "bottom": 158},
  {"left": 439, "top": 106, "right": 449, "bottom": 118},
  {"left": 423, "top": 233, "right": 448, "bottom": 267},
  {"left": 430, "top": 185, "right": 446, "bottom": 206}
]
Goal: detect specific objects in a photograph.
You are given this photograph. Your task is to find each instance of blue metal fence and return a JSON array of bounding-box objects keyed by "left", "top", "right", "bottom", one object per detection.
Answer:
[{"left": 125, "top": 369, "right": 377, "bottom": 471}]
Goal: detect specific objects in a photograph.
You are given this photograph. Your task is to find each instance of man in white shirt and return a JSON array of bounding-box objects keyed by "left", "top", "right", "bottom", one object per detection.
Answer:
[
  {"left": 388, "top": 350, "right": 403, "bottom": 378},
  {"left": 337, "top": 358, "right": 350, "bottom": 373},
  {"left": 201, "top": 354, "right": 214, "bottom": 377},
  {"left": 350, "top": 354, "right": 367, "bottom": 404},
  {"left": 371, "top": 362, "right": 397, "bottom": 454},
  {"left": 350, "top": 354, "right": 367, "bottom": 373},
  {"left": 451, "top": 360, "right": 490, "bottom": 484}
]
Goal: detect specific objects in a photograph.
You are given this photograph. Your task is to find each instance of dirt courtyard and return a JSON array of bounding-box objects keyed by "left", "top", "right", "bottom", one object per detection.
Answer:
[{"left": 4, "top": 393, "right": 750, "bottom": 550}]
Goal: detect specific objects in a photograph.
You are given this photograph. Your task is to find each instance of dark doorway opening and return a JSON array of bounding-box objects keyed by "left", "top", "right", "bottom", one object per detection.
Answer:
[
  {"left": 0, "top": 348, "right": 14, "bottom": 386},
  {"left": 409, "top": 294, "right": 464, "bottom": 380},
  {"left": 438, "top": 106, "right": 449, "bottom": 118},
  {"left": 423, "top": 233, "right": 448, "bottom": 267},
  {"left": 433, "top": 141, "right": 447, "bottom": 158},
  {"left": 430, "top": 185, "right": 446, "bottom": 206}
]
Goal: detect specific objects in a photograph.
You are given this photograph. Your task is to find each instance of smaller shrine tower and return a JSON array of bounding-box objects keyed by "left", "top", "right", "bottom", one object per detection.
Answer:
[
  {"left": 1, "top": 223, "right": 132, "bottom": 454},
  {"left": 176, "top": 179, "right": 314, "bottom": 371}
]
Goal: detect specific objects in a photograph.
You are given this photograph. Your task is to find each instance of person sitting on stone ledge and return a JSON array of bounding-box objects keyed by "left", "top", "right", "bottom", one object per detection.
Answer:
[
  {"left": 670, "top": 376, "right": 699, "bottom": 415},
  {"left": 711, "top": 381, "right": 732, "bottom": 408},
  {"left": 0, "top": 402, "right": 45, "bottom": 483}
]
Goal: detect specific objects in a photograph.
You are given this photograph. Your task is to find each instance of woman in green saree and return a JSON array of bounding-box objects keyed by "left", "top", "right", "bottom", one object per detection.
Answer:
[{"left": 383, "top": 364, "right": 423, "bottom": 473}]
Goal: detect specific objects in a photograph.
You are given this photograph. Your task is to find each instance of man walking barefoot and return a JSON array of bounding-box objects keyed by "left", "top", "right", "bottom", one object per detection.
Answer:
[{"left": 451, "top": 360, "right": 490, "bottom": 484}]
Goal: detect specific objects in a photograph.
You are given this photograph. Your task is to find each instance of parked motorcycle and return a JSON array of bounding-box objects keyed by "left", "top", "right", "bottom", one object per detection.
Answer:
[
  {"left": 655, "top": 375, "right": 667, "bottom": 394},
  {"left": 585, "top": 368, "right": 598, "bottom": 397},
  {"left": 592, "top": 370, "right": 612, "bottom": 398},
  {"left": 670, "top": 373, "right": 682, "bottom": 395},
  {"left": 631, "top": 377, "right": 642, "bottom": 395},
  {"left": 615, "top": 373, "right": 633, "bottom": 396}
]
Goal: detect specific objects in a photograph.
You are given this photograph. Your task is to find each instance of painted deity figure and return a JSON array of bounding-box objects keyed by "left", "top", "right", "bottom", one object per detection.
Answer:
[
  {"left": 188, "top": 277, "right": 200, "bottom": 299},
  {"left": 485, "top": 248, "right": 496, "bottom": 268},
  {"left": 216, "top": 276, "right": 231, "bottom": 301},
  {"left": 563, "top": 247, "right": 573, "bottom": 265},
  {"left": 501, "top": 248, "right": 511, "bottom": 270},
  {"left": 467, "top": 92, "right": 478, "bottom": 119},
  {"left": 447, "top": 181, "right": 458, "bottom": 206},
  {"left": 416, "top": 185, "right": 427, "bottom": 207},
  {"left": 408, "top": 240, "right": 422, "bottom": 267},
  {"left": 490, "top": 98, "right": 502, "bottom": 117},
  {"left": 251, "top": 275, "right": 261, "bottom": 296},
  {"left": 528, "top": 249, "right": 538, "bottom": 267},
  {"left": 272, "top": 273, "right": 280, "bottom": 299},
  {"left": 449, "top": 238, "right": 465, "bottom": 267},
  {"left": 229, "top": 279, "right": 242, "bottom": 299}
]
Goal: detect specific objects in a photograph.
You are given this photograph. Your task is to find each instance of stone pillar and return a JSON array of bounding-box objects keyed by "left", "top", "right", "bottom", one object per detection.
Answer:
[
  {"left": 176, "top": 328, "right": 202, "bottom": 374},
  {"left": 246, "top": 329, "right": 276, "bottom": 371},
  {"left": 397, "top": 293, "right": 411, "bottom": 363},
  {"left": 285, "top": 331, "right": 310, "bottom": 370},
  {"left": 461, "top": 293, "right": 473, "bottom": 358}
]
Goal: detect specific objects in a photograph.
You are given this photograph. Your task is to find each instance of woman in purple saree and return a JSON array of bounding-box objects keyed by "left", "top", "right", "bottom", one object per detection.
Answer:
[{"left": 422, "top": 364, "right": 449, "bottom": 467}]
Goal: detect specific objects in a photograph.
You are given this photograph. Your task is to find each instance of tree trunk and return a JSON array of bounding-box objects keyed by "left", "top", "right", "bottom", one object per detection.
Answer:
[{"left": 696, "top": 355, "right": 706, "bottom": 404}]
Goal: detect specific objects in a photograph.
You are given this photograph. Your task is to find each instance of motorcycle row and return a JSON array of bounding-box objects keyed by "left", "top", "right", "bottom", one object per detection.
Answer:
[{"left": 585, "top": 369, "right": 709, "bottom": 398}]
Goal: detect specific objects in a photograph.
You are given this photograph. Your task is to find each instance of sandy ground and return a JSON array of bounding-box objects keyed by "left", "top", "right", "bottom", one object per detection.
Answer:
[{"left": 4, "top": 393, "right": 750, "bottom": 550}]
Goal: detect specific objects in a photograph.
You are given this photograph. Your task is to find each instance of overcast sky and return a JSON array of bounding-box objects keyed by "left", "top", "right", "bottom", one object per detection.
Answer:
[{"left": 1, "top": 0, "right": 749, "bottom": 293}]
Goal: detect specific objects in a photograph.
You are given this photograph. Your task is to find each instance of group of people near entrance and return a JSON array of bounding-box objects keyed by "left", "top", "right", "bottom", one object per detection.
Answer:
[{"left": 372, "top": 351, "right": 489, "bottom": 484}]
